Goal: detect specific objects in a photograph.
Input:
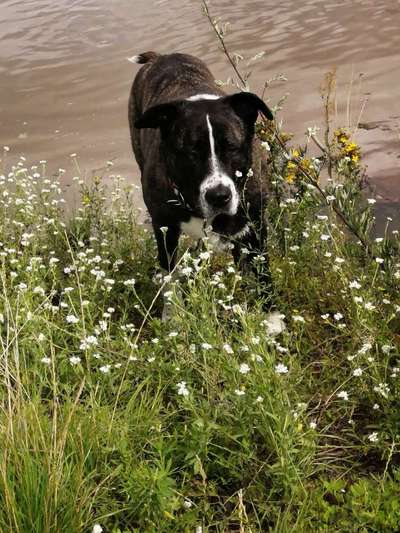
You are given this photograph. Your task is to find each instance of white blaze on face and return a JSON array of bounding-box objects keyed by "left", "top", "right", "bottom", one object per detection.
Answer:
[{"left": 200, "top": 114, "right": 239, "bottom": 217}]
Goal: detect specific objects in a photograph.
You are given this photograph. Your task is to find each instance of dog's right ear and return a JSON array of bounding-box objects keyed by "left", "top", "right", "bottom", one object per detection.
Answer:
[
  {"left": 223, "top": 92, "right": 273, "bottom": 125},
  {"left": 134, "top": 102, "right": 182, "bottom": 129}
]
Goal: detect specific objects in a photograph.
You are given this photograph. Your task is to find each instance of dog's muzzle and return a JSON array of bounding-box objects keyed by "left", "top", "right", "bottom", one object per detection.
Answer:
[
  {"left": 200, "top": 174, "right": 239, "bottom": 217},
  {"left": 204, "top": 184, "right": 232, "bottom": 209}
]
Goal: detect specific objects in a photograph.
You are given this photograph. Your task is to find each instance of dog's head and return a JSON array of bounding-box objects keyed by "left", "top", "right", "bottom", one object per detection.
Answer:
[{"left": 135, "top": 92, "right": 273, "bottom": 218}]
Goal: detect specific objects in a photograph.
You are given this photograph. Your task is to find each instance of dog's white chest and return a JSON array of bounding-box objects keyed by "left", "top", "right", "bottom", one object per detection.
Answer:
[
  {"left": 180, "top": 217, "right": 206, "bottom": 239},
  {"left": 180, "top": 217, "right": 232, "bottom": 252}
]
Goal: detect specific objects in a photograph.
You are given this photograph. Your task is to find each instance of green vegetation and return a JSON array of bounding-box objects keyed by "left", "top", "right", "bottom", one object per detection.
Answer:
[
  {"left": 1, "top": 104, "right": 400, "bottom": 533},
  {"left": 1, "top": 8, "right": 399, "bottom": 529}
]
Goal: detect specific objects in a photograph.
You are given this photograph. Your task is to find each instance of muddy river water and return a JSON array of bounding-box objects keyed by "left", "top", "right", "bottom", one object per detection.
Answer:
[{"left": 0, "top": 0, "right": 399, "bottom": 220}]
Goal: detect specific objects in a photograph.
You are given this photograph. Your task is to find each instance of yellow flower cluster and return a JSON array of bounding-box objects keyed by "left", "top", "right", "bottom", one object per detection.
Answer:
[
  {"left": 285, "top": 149, "right": 316, "bottom": 184},
  {"left": 286, "top": 150, "right": 299, "bottom": 183},
  {"left": 334, "top": 128, "right": 361, "bottom": 164},
  {"left": 256, "top": 124, "right": 293, "bottom": 145},
  {"left": 255, "top": 124, "right": 314, "bottom": 184}
]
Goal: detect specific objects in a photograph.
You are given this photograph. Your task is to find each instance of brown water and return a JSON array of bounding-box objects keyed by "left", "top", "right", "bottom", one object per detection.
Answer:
[{"left": 1, "top": 0, "right": 399, "bottom": 215}]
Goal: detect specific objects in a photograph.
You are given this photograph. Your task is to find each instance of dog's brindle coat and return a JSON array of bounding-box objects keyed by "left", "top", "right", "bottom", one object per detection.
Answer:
[{"left": 128, "top": 52, "right": 273, "bottom": 298}]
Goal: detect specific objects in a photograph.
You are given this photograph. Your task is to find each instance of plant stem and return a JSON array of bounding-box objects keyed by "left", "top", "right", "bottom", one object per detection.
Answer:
[{"left": 201, "top": 0, "right": 247, "bottom": 89}]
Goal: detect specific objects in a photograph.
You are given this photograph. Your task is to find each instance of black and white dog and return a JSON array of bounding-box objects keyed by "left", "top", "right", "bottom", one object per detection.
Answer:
[{"left": 128, "top": 52, "right": 277, "bottom": 317}]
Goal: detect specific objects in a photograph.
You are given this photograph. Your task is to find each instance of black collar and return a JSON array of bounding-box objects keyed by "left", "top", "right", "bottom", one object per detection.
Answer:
[{"left": 166, "top": 180, "right": 199, "bottom": 215}]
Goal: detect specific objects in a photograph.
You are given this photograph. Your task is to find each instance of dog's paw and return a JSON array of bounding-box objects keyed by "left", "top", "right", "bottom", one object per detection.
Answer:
[{"left": 264, "top": 311, "right": 286, "bottom": 337}]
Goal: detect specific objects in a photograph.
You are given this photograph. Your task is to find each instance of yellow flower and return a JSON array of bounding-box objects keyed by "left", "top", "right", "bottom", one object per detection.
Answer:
[
  {"left": 344, "top": 142, "right": 358, "bottom": 153},
  {"left": 335, "top": 128, "right": 349, "bottom": 140},
  {"left": 352, "top": 154, "right": 360, "bottom": 163},
  {"left": 286, "top": 173, "right": 296, "bottom": 184},
  {"left": 280, "top": 132, "right": 294, "bottom": 142},
  {"left": 287, "top": 161, "right": 297, "bottom": 170},
  {"left": 291, "top": 149, "right": 300, "bottom": 158}
]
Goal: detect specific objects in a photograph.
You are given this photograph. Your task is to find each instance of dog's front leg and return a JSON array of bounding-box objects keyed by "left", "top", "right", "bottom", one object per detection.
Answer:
[{"left": 153, "top": 223, "right": 181, "bottom": 321}]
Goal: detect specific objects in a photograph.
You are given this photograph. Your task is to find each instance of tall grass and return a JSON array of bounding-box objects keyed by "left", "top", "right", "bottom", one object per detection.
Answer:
[{"left": 1, "top": 108, "right": 400, "bottom": 533}]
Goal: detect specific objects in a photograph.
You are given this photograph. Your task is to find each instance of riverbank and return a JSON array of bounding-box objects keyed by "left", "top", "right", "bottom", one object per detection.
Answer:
[{"left": 1, "top": 126, "right": 400, "bottom": 531}]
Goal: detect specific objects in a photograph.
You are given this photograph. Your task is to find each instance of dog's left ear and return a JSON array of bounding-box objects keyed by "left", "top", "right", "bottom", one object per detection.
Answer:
[
  {"left": 134, "top": 101, "right": 182, "bottom": 129},
  {"left": 224, "top": 92, "right": 273, "bottom": 124}
]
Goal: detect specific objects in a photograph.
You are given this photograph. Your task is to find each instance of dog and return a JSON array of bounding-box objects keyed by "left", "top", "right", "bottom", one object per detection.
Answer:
[{"left": 128, "top": 51, "right": 276, "bottom": 317}]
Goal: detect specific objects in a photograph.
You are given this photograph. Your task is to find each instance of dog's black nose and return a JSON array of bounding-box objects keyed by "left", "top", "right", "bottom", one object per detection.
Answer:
[{"left": 205, "top": 185, "right": 232, "bottom": 208}]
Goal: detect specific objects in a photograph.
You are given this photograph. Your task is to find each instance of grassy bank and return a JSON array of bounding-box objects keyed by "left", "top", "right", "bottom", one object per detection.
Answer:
[{"left": 0, "top": 121, "right": 400, "bottom": 533}]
